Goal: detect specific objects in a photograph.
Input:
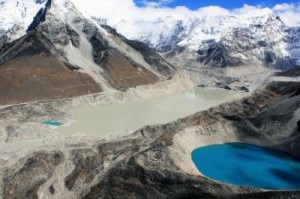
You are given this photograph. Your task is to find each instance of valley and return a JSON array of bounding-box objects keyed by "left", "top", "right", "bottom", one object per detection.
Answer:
[
  {"left": 0, "top": 76, "right": 299, "bottom": 198},
  {"left": 0, "top": 81, "right": 245, "bottom": 153},
  {"left": 0, "top": 0, "right": 299, "bottom": 198}
]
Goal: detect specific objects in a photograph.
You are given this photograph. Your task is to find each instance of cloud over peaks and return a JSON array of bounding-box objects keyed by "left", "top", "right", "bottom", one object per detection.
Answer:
[
  {"left": 70, "top": 0, "right": 300, "bottom": 27},
  {"left": 273, "top": 3, "right": 300, "bottom": 26}
]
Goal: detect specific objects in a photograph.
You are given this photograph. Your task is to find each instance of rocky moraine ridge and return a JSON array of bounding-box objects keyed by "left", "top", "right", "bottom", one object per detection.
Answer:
[{"left": 0, "top": 68, "right": 299, "bottom": 198}]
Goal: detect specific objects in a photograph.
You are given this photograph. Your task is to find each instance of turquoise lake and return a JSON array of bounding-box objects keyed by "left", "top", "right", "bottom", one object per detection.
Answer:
[
  {"left": 43, "top": 121, "right": 63, "bottom": 127},
  {"left": 192, "top": 143, "right": 300, "bottom": 190}
]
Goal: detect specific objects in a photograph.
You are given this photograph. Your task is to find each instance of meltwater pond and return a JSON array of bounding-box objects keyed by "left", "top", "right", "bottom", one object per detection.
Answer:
[
  {"left": 43, "top": 121, "right": 63, "bottom": 127},
  {"left": 58, "top": 88, "right": 245, "bottom": 136},
  {"left": 192, "top": 143, "right": 300, "bottom": 190}
]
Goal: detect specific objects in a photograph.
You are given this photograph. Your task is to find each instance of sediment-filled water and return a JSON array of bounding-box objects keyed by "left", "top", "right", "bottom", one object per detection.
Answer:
[{"left": 59, "top": 88, "right": 246, "bottom": 136}]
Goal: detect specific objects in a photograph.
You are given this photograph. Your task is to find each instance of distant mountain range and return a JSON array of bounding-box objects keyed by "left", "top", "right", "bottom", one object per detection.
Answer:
[{"left": 98, "top": 7, "right": 300, "bottom": 69}]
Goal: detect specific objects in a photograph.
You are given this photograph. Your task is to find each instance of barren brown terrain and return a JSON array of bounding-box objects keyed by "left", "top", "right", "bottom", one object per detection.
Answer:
[{"left": 0, "top": 52, "right": 102, "bottom": 105}]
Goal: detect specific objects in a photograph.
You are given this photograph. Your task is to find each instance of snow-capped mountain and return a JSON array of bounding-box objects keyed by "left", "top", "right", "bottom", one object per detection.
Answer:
[
  {"left": 0, "top": 0, "right": 50, "bottom": 47},
  {"left": 0, "top": 0, "right": 175, "bottom": 105},
  {"left": 97, "top": 8, "right": 300, "bottom": 69},
  {"left": 1, "top": 0, "right": 299, "bottom": 70}
]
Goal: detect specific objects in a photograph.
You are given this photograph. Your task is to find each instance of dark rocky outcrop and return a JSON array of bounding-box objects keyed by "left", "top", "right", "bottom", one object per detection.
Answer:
[
  {"left": 27, "top": 0, "right": 52, "bottom": 32},
  {"left": 64, "top": 149, "right": 103, "bottom": 192},
  {"left": 3, "top": 151, "right": 63, "bottom": 199},
  {"left": 85, "top": 162, "right": 225, "bottom": 199},
  {"left": 66, "top": 25, "right": 80, "bottom": 47},
  {"left": 266, "top": 81, "right": 300, "bottom": 96},
  {"left": 197, "top": 41, "right": 242, "bottom": 67},
  {"left": 231, "top": 191, "right": 300, "bottom": 199},
  {"left": 89, "top": 33, "right": 109, "bottom": 65},
  {"left": 0, "top": 34, "right": 8, "bottom": 49},
  {"left": 275, "top": 67, "right": 300, "bottom": 77}
]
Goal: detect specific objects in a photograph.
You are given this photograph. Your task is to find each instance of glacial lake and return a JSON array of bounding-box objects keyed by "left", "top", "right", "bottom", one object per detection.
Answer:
[
  {"left": 43, "top": 121, "right": 63, "bottom": 127},
  {"left": 58, "top": 88, "right": 246, "bottom": 137},
  {"left": 192, "top": 143, "right": 300, "bottom": 190}
]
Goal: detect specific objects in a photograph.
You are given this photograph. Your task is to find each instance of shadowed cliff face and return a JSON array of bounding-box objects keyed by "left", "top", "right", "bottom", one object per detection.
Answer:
[
  {"left": 1, "top": 80, "right": 299, "bottom": 198},
  {"left": 197, "top": 41, "right": 242, "bottom": 68},
  {"left": 27, "top": 0, "right": 52, "bottom": 32}
]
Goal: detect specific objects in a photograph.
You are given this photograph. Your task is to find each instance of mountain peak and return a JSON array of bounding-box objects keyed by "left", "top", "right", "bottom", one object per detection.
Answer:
[
  {"left": 0, "top": 0, "right": 176, "bottom": 104},
  {"left": 0, "top": 0, "right": 49, "bottom": 45}
]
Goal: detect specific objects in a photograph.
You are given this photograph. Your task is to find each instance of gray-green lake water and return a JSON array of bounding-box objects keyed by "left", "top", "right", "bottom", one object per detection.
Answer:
[{"left": 59, "top": 88, "right": 246, "bottom": 137}]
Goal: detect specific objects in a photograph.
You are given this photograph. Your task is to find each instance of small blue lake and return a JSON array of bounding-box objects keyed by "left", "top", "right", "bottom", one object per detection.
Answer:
[
  {"left": 43, "top": 121, "right": 63, "bottom": 127},
  {"left": 192, "top": 143, "right": 300, "bottom": 190}
]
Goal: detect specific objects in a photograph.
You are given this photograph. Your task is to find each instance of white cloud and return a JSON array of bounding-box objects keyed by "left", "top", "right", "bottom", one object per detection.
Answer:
[
  {"left": 138, "top": 0, "right": 175, "bottom": 7},
  {"left": 70, "top": 0, "right": 300, "bottom": 27},
  {"left": 233, "top": 4, "right": 263, "bottom": 14},
  {"left": 196, "top": 6, "right": 230, "bottom": 16},
  {"left": 273, "top": 3, "right": 293, "bottom": 11},
  {"left": 70, "top": 0, "right": 135, "bottom": 17},
  {"left": 273, "top": 3, "right": 300, "bottom": 26}
]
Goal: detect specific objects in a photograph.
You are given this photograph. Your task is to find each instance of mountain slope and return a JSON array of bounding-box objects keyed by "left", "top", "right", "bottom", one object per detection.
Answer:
[
  {"left": 0, "top": 0, "right": 176, "bottom": 105},
  {"left": 0, "top": 32, "right": 102, "bottom": 105}
]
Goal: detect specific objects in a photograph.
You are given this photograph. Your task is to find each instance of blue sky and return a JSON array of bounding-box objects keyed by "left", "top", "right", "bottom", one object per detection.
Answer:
[{"left": 135, "top": 0, "right": 299, "bottom": 9}]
